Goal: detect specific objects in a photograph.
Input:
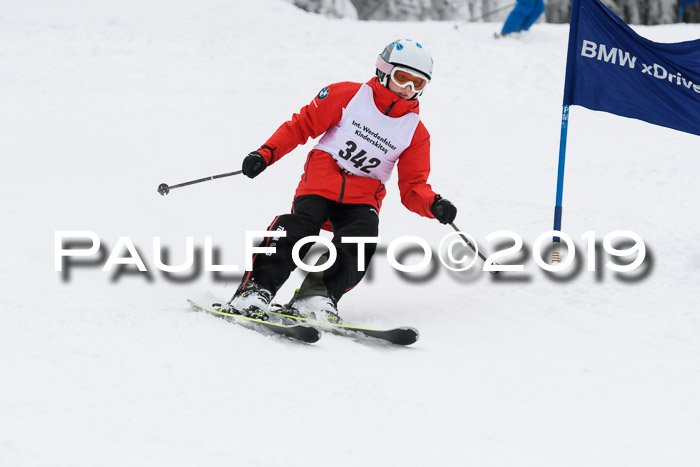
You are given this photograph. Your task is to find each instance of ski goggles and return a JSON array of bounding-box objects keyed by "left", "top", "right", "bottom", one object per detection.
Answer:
[{"left": 390, "top": 67, "right": 429, "bottom": 92}]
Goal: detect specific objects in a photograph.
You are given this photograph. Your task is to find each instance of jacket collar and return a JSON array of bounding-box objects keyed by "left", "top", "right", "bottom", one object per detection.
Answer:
[{"left": 366, "top": 77, "right": 420, "bottom": 117}]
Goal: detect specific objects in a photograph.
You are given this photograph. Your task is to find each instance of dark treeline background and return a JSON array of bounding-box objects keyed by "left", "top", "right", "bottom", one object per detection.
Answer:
[{"left": 290, "top": 0, "right": 700, "bottom": 24}]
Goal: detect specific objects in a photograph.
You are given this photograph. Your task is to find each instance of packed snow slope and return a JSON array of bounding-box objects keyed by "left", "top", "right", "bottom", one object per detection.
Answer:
[{"left": 2, "top": 1, "right": 699, "bottom": 466}]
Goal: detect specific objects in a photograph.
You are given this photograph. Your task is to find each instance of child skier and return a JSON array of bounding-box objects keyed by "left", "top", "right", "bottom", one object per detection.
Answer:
[{"left": 226, "top": 39, "right": 458, "bottom": 323}]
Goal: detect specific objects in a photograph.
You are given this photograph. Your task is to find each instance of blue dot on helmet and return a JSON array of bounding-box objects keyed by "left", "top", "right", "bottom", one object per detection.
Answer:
[
  {"left": 416, "top": 43, "right": 423, "bottom": 48},
  {"left": 396, "top": 43, "right": 404, "bottom": 50}
]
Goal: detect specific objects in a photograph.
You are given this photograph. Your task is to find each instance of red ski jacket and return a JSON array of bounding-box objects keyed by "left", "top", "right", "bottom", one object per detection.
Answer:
[{"left": 255, "top": 77, "right": 438, "bottom": 219}]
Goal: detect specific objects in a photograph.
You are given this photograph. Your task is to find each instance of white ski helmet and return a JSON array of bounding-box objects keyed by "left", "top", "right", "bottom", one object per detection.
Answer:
[{"left": 375, "top": 39, "right": 433, "bottom": 98}]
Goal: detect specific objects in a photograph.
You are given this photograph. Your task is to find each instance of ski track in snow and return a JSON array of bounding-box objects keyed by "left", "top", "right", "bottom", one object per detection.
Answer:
[{"left": 1, "top": 1, "right": 699, "bottom": 466}]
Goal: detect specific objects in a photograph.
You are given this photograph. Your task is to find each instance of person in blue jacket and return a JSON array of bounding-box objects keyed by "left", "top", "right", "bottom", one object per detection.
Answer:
[{"left": 499, "top": 0, "right": 545, "bottom": 36}]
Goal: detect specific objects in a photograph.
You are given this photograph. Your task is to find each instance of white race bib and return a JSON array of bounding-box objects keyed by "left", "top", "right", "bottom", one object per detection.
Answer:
[{"left": 314, "top": 84, "right": 420, "bottom": 183}]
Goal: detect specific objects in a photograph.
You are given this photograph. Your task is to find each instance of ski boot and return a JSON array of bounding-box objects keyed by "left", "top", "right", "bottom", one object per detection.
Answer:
[
  {"left": 287, "top": 292, "right": 342, "bottom": 325},
  {"left": 224, "top": 281, "right": 273, "bottom": 321}
]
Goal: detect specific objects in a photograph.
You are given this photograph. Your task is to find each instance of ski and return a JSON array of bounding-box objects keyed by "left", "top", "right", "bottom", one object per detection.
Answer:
[
  {"left": 187, "top": 299, "right": 322, "bottom": 344},
  {"left": 268, "top": 307, "right": 419, "bottom": 346}
]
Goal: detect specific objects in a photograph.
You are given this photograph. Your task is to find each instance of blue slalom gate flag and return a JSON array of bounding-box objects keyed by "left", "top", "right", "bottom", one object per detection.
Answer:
[
  {"left": 681, "top": 0, "right": 699, "bottom": 7},
  {"left": 563, "top": 0, "right": 700, "bottom": 136},
  {"left": 551, "top": 0, "right": 699, "bottom": 257}
]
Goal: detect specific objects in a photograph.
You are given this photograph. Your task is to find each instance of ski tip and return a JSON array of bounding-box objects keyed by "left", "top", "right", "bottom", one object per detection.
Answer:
[{"left": 393, "top": 327, "right": 419, "bottom": 345}]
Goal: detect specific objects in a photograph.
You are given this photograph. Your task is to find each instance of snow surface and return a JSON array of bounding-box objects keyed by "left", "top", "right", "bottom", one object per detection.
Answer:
[{"left": 2, "top": 1, "right": 699, "bottom": 466}]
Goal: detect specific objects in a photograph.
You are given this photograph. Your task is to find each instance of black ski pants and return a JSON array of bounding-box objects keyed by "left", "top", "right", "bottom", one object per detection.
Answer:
[{"left": 239, "top": 195, "right": 380, "bottom": 303}]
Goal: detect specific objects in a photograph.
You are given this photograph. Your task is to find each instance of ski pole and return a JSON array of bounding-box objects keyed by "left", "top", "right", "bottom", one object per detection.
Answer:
[
  {"left": 454, "top": 2, "right": 516, "bottom": 28},
  {"left": 449, "top": 222, "right": 499, "bottom": 275},
  {"left": 157, "top": 170, "right": 242, "bottom": 196}
]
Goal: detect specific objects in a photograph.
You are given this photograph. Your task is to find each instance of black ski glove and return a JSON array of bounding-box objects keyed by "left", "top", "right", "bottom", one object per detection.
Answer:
[
  {"left": 242, "top": 151, "right": 267, "bottom": 178},
  {"left": 430, "top": 196, "right": 457, "bottom": 224}
]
